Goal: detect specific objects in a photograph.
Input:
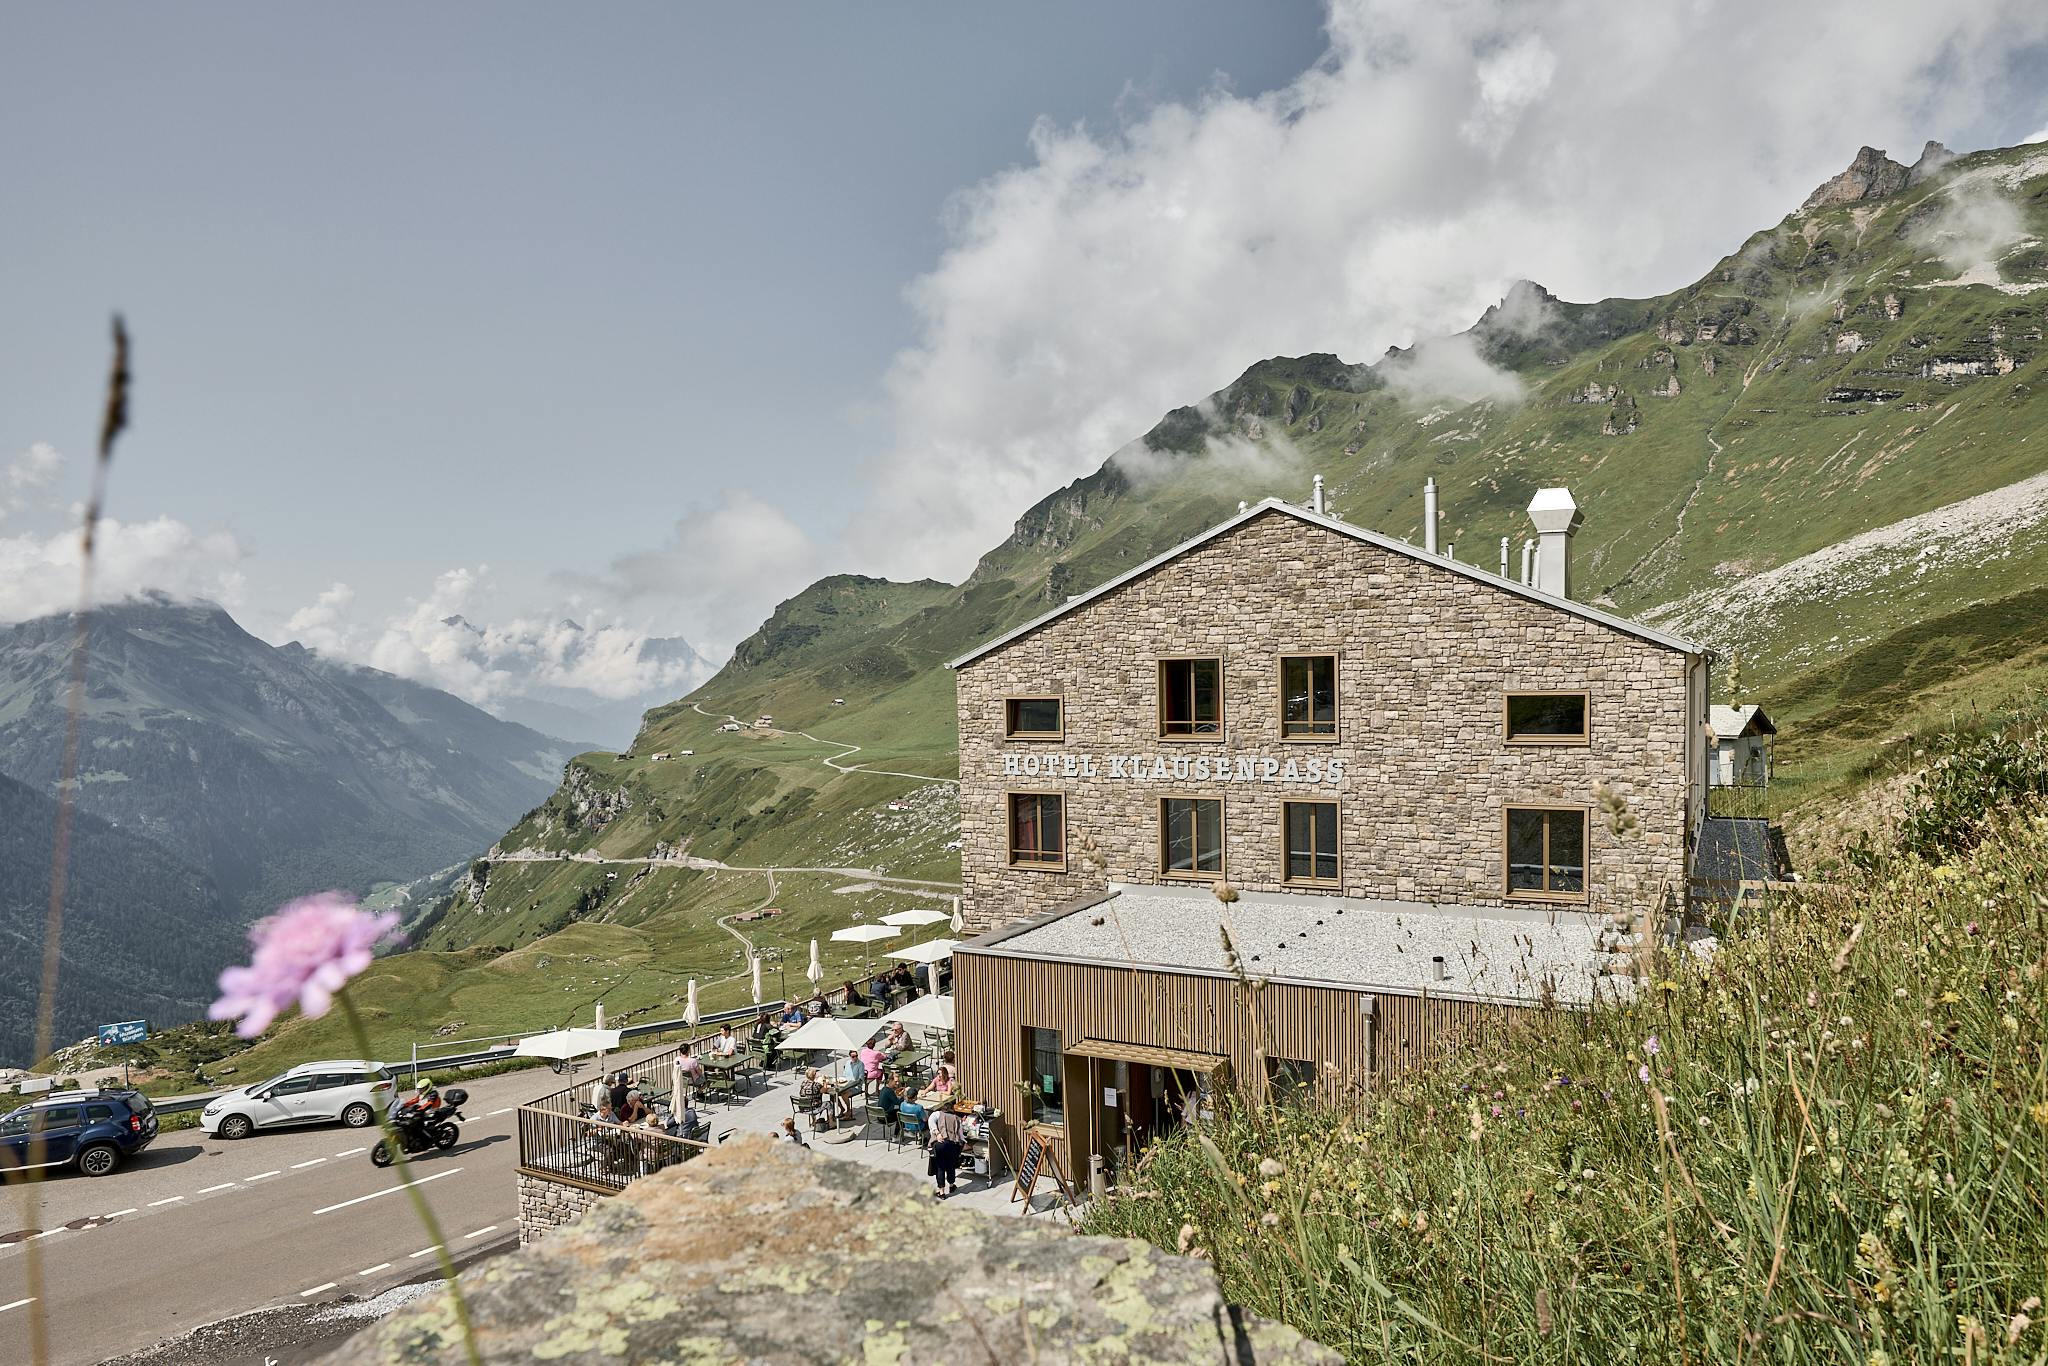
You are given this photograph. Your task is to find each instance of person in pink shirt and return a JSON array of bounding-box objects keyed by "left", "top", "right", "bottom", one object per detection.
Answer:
[{"left": 857, "top": 1043, "right": 885, "bottom": 1080}]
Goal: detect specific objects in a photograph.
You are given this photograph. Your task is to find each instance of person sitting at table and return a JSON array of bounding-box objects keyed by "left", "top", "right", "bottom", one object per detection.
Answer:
[
  {"left": 673, "top": 1044, "right": 705, "bottom": 1099},
  {"left": 841, "top": 978, "right": 867, "bottom": 1008},
  {"left": 607, "top": 1071, "right": 632, "bottom": 1115},
  {"left": 896, "top": 1086, "right": 928, "bottom": 1148},
  {"left": 857, "top": 1040, "right": 886, "bottom": 1081},
  {"left": 712, "top": 1023, "right": 738, "bottom": 1058},
  {"left": 797, "top": 1067, "right": 825, "bottom": 1109},
  {"left": 876, "top": 1073, "right": 904, "bottom": 1126},
  {"left": 619, "top": 1089, "right": 651, "bottom": 1125},
  {"left": 751, "top": 1011, "right": 777, "bottom": 1042},
  {"left": 878, "top": 1021, "right": 910, "bottom": 1056},
  {"left": 804, "top": 989, "right": 830, "bottom": 1017},
  {"left": 926, "top": 1062, "right": 957, "bottom": 1099},
  {"left": 779, "top": 1000, "right": 807, "bottom": 1027}
]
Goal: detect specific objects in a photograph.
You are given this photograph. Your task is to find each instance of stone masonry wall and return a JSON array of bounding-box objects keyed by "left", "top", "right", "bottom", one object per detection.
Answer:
[
  {"left": 956, "top": 509, "right": 1696, "bottom": 935},
  {"left": 517, "top": 1170, "right": 605, "bottom": 1244}
]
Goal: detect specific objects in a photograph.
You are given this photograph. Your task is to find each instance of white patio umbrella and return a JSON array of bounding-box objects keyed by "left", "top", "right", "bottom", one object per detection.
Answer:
[
  {"left": 684, "top": 979, "right": 701, "bottom": 1028},
  {"left": 779, "top": 1014, "right": 883, "bottom": 1056},
  {"left": 806, "top": 938, "right": 824, "bottom": 985},
  {"left": 593, "top": 1002, "right": 609, "bottom": 1072},
  {"left": 950, "top": 896, "right": 964, "bottom": 934},
  {"left": 884, "top": 937, "right": 958, "bottom": 965},
  {"left": 513, "top": 1027, "right": 621, "bottom": 1065},
  {"left": 881, "top": 908, "right": 949, "bottom": 928},
  {"left": 880, "top": 993, "right": 954, "bottom": 1032},
  {"left": 831, "top": 922, "right": 900, "bottom": 975},
  {"left": 750, "top": 954, "right": 763, "bottom": 1005}
]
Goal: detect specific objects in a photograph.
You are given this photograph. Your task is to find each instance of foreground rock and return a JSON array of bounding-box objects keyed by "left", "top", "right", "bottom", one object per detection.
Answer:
[{"left": 324, "top": 1135, "right": 1335, "bottom": 1365}]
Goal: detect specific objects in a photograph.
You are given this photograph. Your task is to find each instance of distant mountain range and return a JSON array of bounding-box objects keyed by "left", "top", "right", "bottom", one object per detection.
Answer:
[{"left": 0, "top": 597, "right": 592, "bottom": 1063}]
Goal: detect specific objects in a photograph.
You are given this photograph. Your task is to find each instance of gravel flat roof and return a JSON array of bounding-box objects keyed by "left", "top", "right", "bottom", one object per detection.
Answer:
[{"left": 983, "top": 883, "right": 1615, "bottom": 1006}]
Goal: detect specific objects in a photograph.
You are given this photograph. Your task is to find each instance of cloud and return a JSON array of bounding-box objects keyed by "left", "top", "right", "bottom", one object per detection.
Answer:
[
  {"left": 568, "top": 491, "right": 822, "bottom": 653},
  {"left": 0, "top": 515, "right": 245, "bottom": 622},
  {"left": 1, "top": 443, "right": 64, "bottom": 522},
  {"left": 851, "top": 0, "right": 2048, "bottom": 584},
  {"left": 283, "top": 582, "right": 359, "bottom": 656},
  {"left": 2027, "top": 124, "right": 2048, "bottom": 144},
  {"left": 1380, "top": 334, "right": 1525, "bottom": 406},
  {"left": 1907, "top": 179, "right": 2029, "bottom": 276}
]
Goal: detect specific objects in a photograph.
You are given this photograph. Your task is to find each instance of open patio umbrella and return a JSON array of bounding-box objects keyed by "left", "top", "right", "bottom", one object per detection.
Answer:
[
  {"left": 684, "top": 979, "right": 700, "bottom": 1028},
  {"left": 880, "top": 992, "right": 954, "bottom": 1033},
  {"left": 513, "top": 1027, "right": 621, "bottom": 1069},
  {"left": 884, "top": 937, "right": 958, "bottom": 965},
  {"left": 778, "top": 1014, "right": 884, "bottom": 1056},
  {"left": 831, "top": 922, "right": 900, "bottom": 976},
  {"left": 880, "top": 908, "right": 949, "bottom": 928}
]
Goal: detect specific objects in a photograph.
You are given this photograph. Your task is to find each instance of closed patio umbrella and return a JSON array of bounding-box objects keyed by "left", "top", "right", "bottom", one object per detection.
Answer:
[
  {"left": 950, "top": 896, "right": 964, "bottom": 934},
  {"left": 806, "top": 939, "right": 824, "bottom": 985},
  {"left": 684, "top": 979, "right": 700, "bottom": 1028},
  {"left": 750, "top": 954, "right": 763, "bottom": 1005}
]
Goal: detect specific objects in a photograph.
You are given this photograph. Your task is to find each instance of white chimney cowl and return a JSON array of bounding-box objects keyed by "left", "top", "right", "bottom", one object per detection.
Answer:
[
  {"left": 1423, "top": 477, "right": 1439, "bottom": 554},
  {"left": 1527, "top": 487, "right": 1584, "bottom": 599}
]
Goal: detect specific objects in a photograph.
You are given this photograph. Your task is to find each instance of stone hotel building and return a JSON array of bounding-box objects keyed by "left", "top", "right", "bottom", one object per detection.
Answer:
[{"left": 948, "top": 485, "right": 1712, "bottom": 1185}]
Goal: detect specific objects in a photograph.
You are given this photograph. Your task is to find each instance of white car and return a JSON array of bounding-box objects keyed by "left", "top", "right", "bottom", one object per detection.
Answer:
[{"left": 200, "top": 1060, "right": 398, "bottom": 1140}]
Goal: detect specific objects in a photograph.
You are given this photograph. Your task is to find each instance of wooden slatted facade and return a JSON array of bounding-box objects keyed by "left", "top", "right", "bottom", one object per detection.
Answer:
[{"left": 955, "top": 946, "right": 1529, "bottom": 1180}]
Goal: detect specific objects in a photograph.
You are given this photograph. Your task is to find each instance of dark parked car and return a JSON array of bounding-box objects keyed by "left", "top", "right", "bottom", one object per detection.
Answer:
[{"left": 0, "top": 1089, "right": 159, "bottom": 1178}]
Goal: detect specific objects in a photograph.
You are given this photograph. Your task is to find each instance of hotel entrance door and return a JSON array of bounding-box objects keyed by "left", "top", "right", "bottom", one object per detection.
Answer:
[{"left": 1062, "top": 1039, "right": 1228, "bottom": 1191}]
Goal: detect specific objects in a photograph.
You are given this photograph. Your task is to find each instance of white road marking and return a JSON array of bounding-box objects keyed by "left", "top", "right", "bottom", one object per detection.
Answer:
[
  {"left": 247, "top": 1170, "right": 281, "bottom": 1181},
  {"left": 0, "top": 1297, "right": 35, "bottom": 1314},
  {"left": 147, "top": 1196, "right": 184, "bottom": 1207},
  {"left": 408, "top": 1247, "right": 436, "bottom": 1259},
  {"left": 488, "top": 1107, "right": 513, "bottom": 1116},
  {"left": 335, "top": 1147, "right": 367, "bottom": 1157},
  {"left": 291, "top": 1159, "right": 326, "bottom": 1169},
  {"left": 300, "top": 1283, "right": 338, "bottom": 1297},
  {"left": 312, "top": 1166, "right": 463, "bottom": 1215},
  {"left": 197, "top": 1182, "right": 237, "bottom": 1194},
  {"left": 105, "top": 1208, "right": 137, "bottom": 1218},
  {"left": 462, "top": 1225, "right": 497, "bottom": 1239},
  {"left": 30, "top": 1230, "right": 64, "bottom": 1240},
  {"left": 358, "top": 1262, "right": 392, "bottom": 1276}
]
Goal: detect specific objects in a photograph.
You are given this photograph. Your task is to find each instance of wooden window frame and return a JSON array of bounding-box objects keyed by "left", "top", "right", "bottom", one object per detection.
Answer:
[
  {"left": 1157, "top": 656, "right": 1225, "bottom": 742},
  {"left": 1279, "top": 798, "right": 1342, "bottom": 886},
  {"left": 1502, "top": 690, "right": 1591, "bottom": 746},
  {"left": 1277, "top": 652, "right": 1341, "bottom": 743},
  {"left": 1502, "top": 804, "right": 1591, "bottom": 903},
  {"left": 1002, "top": 695, "right": 1065, "bottom": 741},
  {"left": 1006, "top": 790, "right": 1068, "bottom": 872},
  {"left": 1156, "top": 794, "right": 1227, "bottom": 881}
]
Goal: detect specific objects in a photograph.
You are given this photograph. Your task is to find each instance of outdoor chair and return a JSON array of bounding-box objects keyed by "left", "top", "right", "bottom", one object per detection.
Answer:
[
  {"left": 861, "top": 1098, "right": 900, "bottom": 1149},
  {"left": 898, "top": 1108, "right": 929, "bottom": 1150},
  {"left": 792, "top": 1091, "right": 825, "bottom": 1132}
]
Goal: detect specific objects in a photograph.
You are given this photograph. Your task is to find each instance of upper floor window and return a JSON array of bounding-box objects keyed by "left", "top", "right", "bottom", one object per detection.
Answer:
[
  {"left": 1008, "top": 792, "right": 1066, "bottom": 869},
  {"left": 1004, "top": 697, "right": 1063, "bottom": 739},
  {"left": 1282, "top": 799, "right": 1340, "bottom": 884},
  {"left": 1505, "top": 806, "right": 1587, "bottom": 900},
  {"left": 1159, "top": 658, "right": 1222, "bottom": 738},
  {"left": 1280, "top": 654, "right": 1338, "bottom": 739},
  {"left": 1504, "top": 691, "right": 1589, "bottom": 745},
  {"left": 1160, "top": 796, "right": 1225, "bottom": 878}
]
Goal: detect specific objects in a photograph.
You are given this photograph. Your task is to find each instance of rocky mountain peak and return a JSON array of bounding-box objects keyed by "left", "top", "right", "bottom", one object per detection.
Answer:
[
  {"left": 1908, "top": 139, "right": 1956, "bottom": 185},
  {"left": 1800, "top": 145, "right": 1911, "bottom": 212}
]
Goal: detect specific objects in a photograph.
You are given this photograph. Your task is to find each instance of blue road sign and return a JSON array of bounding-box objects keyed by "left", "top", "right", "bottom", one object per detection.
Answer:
[{"left": 98, "top": 1020, "right": 148, "bottom": 1046}]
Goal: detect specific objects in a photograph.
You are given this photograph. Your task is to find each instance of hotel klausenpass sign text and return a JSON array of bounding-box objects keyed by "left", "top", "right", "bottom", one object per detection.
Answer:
[{"left": 1000, "top": 751, "right": 1347, "bottom": 786}]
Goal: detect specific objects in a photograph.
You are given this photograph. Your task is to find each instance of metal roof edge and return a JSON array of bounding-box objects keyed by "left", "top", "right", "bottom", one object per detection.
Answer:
[{"left": 947, "top": 499, "right": 1711, "bottom": 669}]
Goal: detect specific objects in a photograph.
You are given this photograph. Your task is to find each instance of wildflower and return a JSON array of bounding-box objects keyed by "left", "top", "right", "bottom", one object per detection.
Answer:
[
  {"left": 2030, "top": 1102, "right": 2048, "bottom": 1128},
  {"left": 1257, "top": 1157, "right": 1285, "bottom": 1178},
  {"left": 210, "top": 892, "right": 399, "bottom": 1037},
  {"left": 1638, "top": 1065, "right": 1651, "bottom": 1084},
  {"left": 1643, "top": 1035, "right": 1661, "bottom": 1057},
  {"left": 1176, "top": 1223, "right": 1198, "bottom": 1254}
]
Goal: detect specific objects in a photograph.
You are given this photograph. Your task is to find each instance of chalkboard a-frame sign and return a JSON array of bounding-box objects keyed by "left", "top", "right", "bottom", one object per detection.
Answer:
[{"left": 1010, "top": 1128, "right": 1075, "bottom": 1208}]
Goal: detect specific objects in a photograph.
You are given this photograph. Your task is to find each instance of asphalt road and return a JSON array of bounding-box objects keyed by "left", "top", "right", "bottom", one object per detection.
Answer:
[{"left": 0, "top": 1053, "right": 647, "bottom": 1366}]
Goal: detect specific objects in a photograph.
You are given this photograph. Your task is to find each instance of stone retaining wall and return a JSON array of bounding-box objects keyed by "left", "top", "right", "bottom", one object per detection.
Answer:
[{"left": 516, "top": 1170, "right": 605, "bottom": 1243}]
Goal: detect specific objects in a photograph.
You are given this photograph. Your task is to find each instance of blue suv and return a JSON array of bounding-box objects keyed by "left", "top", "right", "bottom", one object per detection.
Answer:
[{"left": 0, "top": 1089, "right": 159, "bottom": 1178}]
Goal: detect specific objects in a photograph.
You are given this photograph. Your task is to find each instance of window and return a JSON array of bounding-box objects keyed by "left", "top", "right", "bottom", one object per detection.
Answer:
[
  {"left": 33, "top": 1106, "right": 82, "bottom": 1132},
  {"left": 312, "top": 1073, "right": 356, "bottom": 1091},
  {"left": 1266, "top": 1058, "right": 1318, "bottom": 1106},
  {"left": 1007, "top": 792, "right": 1066, "bottom": 868},
  {"left": 1159, "top": 658, "right": 1222, "bottom": 737},
  {"left": 1004, "top": 696, "right": 1063, "bottom": 739},
  {"left": 1280, "top": 654, "right": 1338, "bottom": 739},
  {"left": 268, "top": 1075, "right": 318, "bottom": 1097},
  {"left": 1027, "top": 1027, "right": 1065, "bottom": 1126},
  {"left": 85, "top": 1104, "right": 115, "bottom": 1122},
  {"left": 1505, "top": 807, "right": 1588, "bottom": 899},
  {"left": 1282, "top": 800, "right": 1340, "bottom": 883},
  {"left": 1160, "top": 797, "right": 1225, "bottom": 877},
  {"left": 1504, "top": 692, "right": 1589, "bottom": 744}
]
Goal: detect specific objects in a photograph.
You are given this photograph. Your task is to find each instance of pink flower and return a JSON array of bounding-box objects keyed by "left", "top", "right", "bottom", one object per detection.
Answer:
[
  {"left": 1637, "top": 1064, "right": 1651, "bottom": 1084},
  {"left": 210, "top": 892, "right": 400, "bottom": 1038},
  {"left": 1643, "top": 1035, "right": 1661, "bottom": 1057}
]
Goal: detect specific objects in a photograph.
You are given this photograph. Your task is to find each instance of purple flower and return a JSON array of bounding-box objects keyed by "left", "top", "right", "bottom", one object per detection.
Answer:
[
  {"left": 1637, "top": 1064, "right": 1651, "bottom": 1084},
  {"left": 210, "top": 892, "right": 400, "bottom": 1038},
  {"left": 1643, "top": 1035, "right": 1661, "bottom": 1057}
]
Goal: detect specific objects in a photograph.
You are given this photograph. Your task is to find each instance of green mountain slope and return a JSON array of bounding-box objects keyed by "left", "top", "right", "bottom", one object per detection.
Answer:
[
  {"left": 0, "top": 772, "right": 244, "bottom": 1066},
  {"left": 266, "top": 140, "right": 2048, "bottom": 1065}
]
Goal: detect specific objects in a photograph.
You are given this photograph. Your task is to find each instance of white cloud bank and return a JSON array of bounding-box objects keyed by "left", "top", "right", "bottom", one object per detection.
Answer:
[
  {"left": 854, "top": 0, "right": 2048, "bottom": 582},
  {"left": 0, "top": 514, "right": 245, "bottom": 621}
]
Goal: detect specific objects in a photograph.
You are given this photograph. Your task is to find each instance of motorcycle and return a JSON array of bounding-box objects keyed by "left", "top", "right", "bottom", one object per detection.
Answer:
[{"left": 369, "top": 1087, "right": 468, "bottom": 1167}]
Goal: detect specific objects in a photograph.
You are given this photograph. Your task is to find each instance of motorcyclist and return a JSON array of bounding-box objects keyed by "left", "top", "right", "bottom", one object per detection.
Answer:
[{"left": 394, "top": 1077, "right": 443, "bottom": 1134}]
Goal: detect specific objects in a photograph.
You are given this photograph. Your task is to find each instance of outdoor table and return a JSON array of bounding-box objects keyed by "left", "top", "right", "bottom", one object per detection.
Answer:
[{"left": 700, "top": 1055, "right": 745, "bottom": 1101}]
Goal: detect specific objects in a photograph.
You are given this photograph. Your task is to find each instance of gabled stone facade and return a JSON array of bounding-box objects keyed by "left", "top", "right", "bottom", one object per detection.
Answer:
[{"left": 953, "top": 506, "right": 1706, "bottom": 936}]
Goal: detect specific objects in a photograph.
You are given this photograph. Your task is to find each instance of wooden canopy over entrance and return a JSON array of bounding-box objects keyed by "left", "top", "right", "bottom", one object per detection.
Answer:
[{"left": 1066, "top": 1038, "right": 1229, "bottom": 1074}]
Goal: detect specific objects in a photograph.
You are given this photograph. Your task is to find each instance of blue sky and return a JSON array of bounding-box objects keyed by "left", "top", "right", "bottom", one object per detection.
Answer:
[{"left": 5, "top": 3, "right": 2046, "bottom": 711}]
